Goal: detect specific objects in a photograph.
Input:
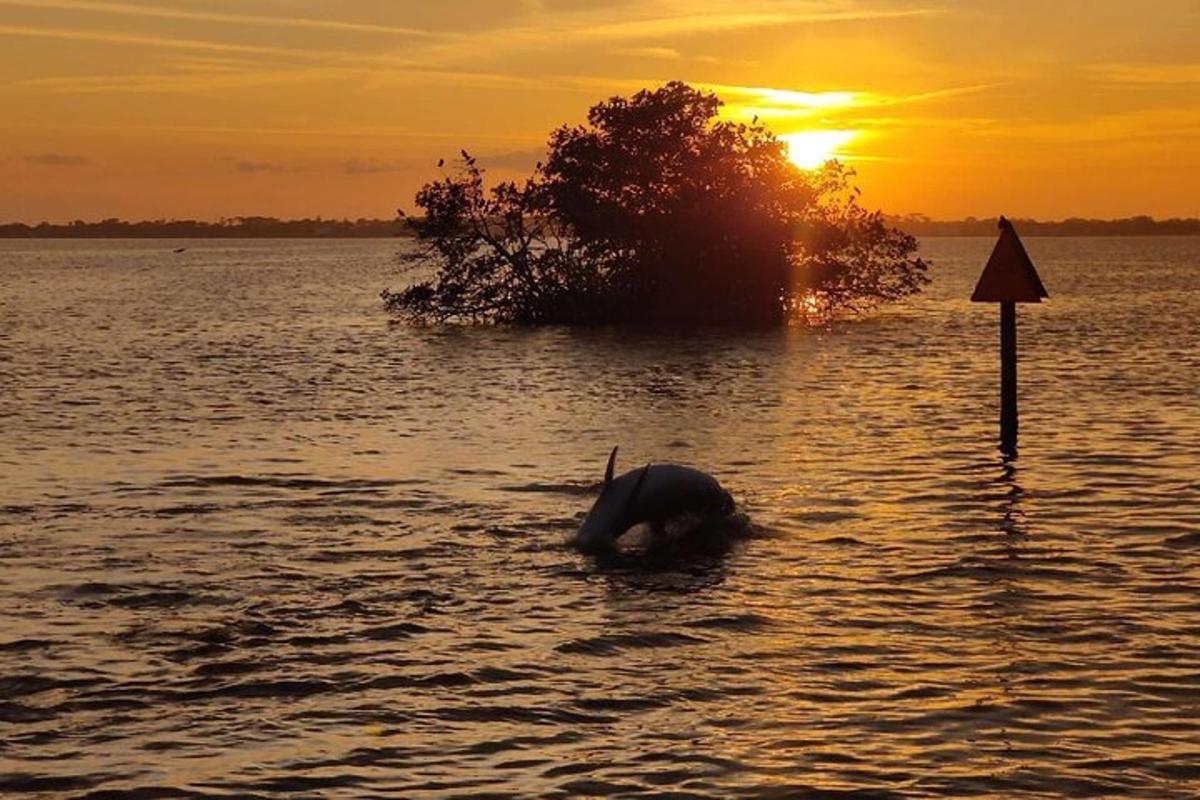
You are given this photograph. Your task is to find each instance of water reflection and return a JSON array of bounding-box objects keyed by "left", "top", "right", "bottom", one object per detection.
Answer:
[
  {"left": 996, "top": 456, "right": 1027, "bottom": 539},
  {"left": 596, "top": 550, "right": 731, "bottom": 596}
]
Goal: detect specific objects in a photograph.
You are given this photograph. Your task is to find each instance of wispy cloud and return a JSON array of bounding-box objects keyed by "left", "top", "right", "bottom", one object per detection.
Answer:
[
  {"left": 709, "top": 81, "right": 1000, "bottom": 122},
  {"left": 380, "top": 2, "right": 945, "bottom": 75},
  {"left": 478, "top": 148, "right": 547, "bottom": 170},
  {"left": 24, "top": 153, "right": 89, "bottom": 166},
  {"left": 12, "top": 56, "right": 631, "bottom": 97},
  {"left": 707, "top": 84, "right": 866, "bottom": 114},
  {"left": 0, "top": 0, "right": 446, "bottom": 38},
  {"left": 881, "top": 83, "right": 1005, "bottom": 106},
  {"left": 342, "top": 158, "right": 402, "bottom": 175},
  {"left": 577, "top": 5, "right": 941, "bottom": 41},
  {"left": 979, "top": 106, "right": 1200, "bottom": 148},
  {"left": 615, "top": 46, "right": 683, "bottom": 60},
  {"left": 231, "top": 159, "right": 290, "bottom": 173},
  {"left": 0, "top": 2, "right": 951, "bottom": 104},
  {"left": 21, "top": 121, "right": 538, "bottom": 143},
  {"left": 0, "top": 23, "right": 344, "bottom": 58},
  {"left": 1088, "top": 62, "right": 1200, "bottom": 84},
  {"left": 16, "top": 65, "right": 360, "bottom": 93}
]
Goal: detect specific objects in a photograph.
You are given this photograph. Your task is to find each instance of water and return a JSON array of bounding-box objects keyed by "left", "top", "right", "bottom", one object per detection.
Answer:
[{"left": 1, "top": 237, "right": 1198, "bottom": 798}]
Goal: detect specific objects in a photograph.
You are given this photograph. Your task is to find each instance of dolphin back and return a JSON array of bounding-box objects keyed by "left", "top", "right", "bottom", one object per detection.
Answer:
[{"left": 620, "top": 463, "right": 732, "bottom": 521}]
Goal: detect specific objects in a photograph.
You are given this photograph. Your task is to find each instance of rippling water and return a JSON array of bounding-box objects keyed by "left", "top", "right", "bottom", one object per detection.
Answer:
[{"left": 1, "top": 237, "right": 1198, "bottom": 798}]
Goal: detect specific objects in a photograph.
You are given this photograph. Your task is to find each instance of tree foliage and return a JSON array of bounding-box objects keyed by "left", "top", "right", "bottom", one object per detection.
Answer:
[{"left": 383, "top": 81, "right": 928, "bottom": 326}]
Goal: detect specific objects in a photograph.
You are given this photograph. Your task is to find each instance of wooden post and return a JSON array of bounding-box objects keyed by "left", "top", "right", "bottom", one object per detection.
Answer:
[
  {"left": 999, "top": 300, "right": 1017, "bottom": 456},
  {"left": 970, "top": 217, "right": 1047, "bottom": 457}
]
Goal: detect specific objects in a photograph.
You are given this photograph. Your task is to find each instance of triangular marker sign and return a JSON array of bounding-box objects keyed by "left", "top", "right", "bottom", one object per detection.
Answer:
[{"left": 970, "top": 217, "right": 1049, "bottom": 303}]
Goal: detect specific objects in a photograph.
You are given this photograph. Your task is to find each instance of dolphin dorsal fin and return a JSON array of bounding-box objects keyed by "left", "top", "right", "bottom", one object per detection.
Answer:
[
  {"left": 628, "top": 464, "right": 650, "bottom": 506},
  {"left": 604, "top": 446, "right": 618, "bottom": 487},
  {"left": 619, "top": 464, "right": 652, "bottom": 520}
]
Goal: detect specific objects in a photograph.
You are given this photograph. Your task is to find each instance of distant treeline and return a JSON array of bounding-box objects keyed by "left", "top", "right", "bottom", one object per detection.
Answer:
[
  {"left": 3, "top": 214, "right": 1200, "bottom": 238},
  {"left": 888, "top": 215, "right": 1200, "bottom": 237},
  {"left": 0, "top": 217, "right": 413, "bottom": 238}
]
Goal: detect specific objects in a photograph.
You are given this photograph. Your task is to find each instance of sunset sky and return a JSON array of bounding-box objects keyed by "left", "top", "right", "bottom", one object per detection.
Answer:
[{"left": 2, "top": 0, "right": 1198, "bottom": 222}]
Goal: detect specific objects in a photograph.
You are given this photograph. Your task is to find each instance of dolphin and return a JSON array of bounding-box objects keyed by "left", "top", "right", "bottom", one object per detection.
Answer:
[{"left": 573, "top": 447, "right": 735, "bottom": 552}]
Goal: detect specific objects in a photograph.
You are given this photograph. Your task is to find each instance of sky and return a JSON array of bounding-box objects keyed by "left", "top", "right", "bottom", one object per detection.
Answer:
[{"left": 2, "top": 0, "right": 1198, "bottom": 222}]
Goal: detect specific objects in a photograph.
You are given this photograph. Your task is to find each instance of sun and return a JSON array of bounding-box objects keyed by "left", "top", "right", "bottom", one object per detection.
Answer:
[{"left": 781, "top": 130, "right": 857, "bottom": 170}]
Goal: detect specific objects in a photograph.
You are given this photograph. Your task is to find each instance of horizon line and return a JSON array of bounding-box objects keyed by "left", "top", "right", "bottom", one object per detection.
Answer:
[{"left": 4, "top": 213, "right": 1200, "bottom": 227}]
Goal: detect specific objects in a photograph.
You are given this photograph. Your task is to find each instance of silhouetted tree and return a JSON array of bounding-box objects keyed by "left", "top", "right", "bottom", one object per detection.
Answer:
[
  {"left": 383, "top": 154, "right": 617, "bottom": 324},
  {"left": 386, "top": 81, "right": 928, "bottom": 325}
]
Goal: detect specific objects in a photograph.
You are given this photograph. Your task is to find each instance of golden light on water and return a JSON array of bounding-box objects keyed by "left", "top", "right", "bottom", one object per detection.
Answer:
[
  {"left": 786, "top": 289, "right": 834, "bottom": 325},
  {"left": 781, "top": 130, "right": 857, "bottom": 170}
]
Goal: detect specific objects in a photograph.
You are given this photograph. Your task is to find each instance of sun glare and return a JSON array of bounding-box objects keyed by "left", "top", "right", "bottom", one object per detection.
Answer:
[{"left": 782, "top": 130, "right": 857, "bottom": 170}]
